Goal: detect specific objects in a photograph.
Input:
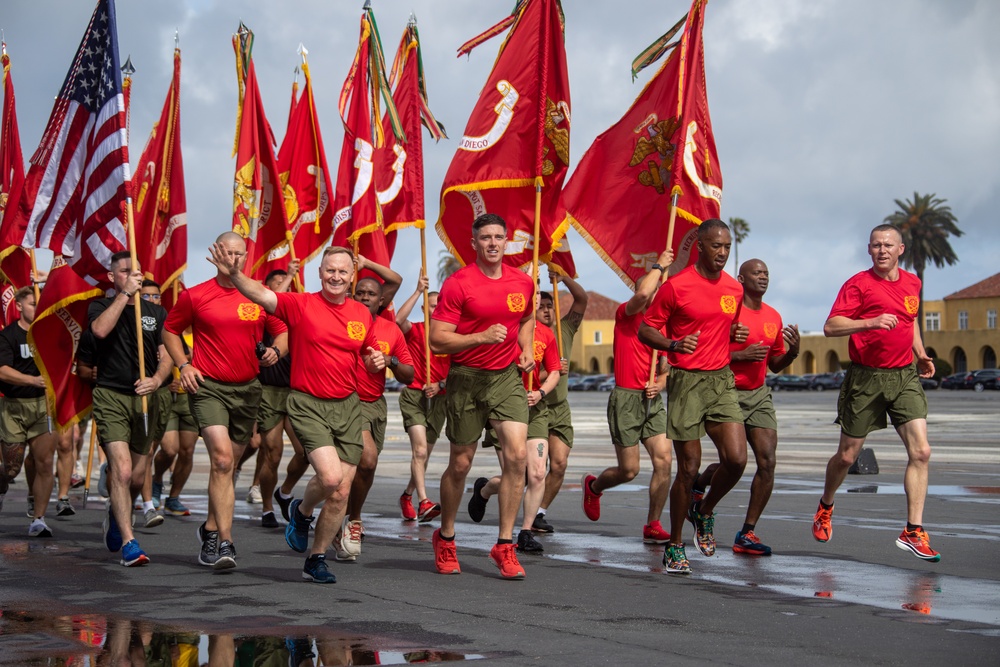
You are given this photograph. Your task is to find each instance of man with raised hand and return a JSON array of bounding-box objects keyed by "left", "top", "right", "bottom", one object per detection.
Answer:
[
  {"left": 429, "top": 212, "right": 535, "bottom": 580},
  {"left": 210, "top": 243, "right": 385, "bottom": 584},
  {"left": 813, "top": 224, "right": 940, "bottom": 562},
  {"left": 163, "top": 232, "right": 287, "bottom": 571}
]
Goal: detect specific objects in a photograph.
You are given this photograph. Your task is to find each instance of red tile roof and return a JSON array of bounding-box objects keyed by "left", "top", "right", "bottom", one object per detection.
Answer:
[
  {"left": 944, "top": 272, "right": 1000, "bottom": 300},
  {"left": 554, "top": 290, "right": 621, "bottom": 321}
]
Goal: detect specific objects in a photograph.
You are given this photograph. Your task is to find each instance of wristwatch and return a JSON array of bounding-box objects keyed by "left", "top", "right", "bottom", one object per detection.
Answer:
[
  {"left": 668, "top": 339, "right": 678, "bottom": 352},
  {"left": 651, "top": 263, "right": 664, "bottom": 272},
  {"left": 271, "top": 346, "right": 280, "bottom": 358},
  {"left": 539, "top": 389, "right": 547, "bottom": 399},
  {"left": 389, "top": 355, "right": 400, "bottom": 369}
]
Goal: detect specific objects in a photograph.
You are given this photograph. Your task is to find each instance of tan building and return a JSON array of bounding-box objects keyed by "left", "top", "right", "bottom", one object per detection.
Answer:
[
  {"left": 555, "top": 290, "right": 620, "bottom": 374},
  {"left": 789, "top": 272, "right": 1000, "bottom": 376}
]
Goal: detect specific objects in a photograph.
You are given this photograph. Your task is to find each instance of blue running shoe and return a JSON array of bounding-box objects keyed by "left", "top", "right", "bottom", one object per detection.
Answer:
[
  {"left": 302, "top": 554, "right": 336, "bottom": 583},
  {"left": 120, "top": 539, "right": 149, "bottom": 567},
  {"left": 103, "top": 506, "right": 123, "bottom": 552},
  {"left": 285, "top": 499, "right": 313, "bottom": 553},
  {"left": 733, "top": 530, "right": 772, "bottom": 556}
]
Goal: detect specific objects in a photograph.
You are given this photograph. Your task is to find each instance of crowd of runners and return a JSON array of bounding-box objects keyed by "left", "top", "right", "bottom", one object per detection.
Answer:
[{"left": 0, "top": 215, "right": 943, "bottom": 581}]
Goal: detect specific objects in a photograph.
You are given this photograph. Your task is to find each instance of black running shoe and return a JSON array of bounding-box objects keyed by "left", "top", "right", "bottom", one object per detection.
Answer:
[
  {"left": 198, "top": 523, "right": 220, "bottom": 567},
  {"left": 467, "top": 477, "right": 489, "bottom": 523},
  {"left": 531, "top": 512, "right": 554, "bottom": 533},
  {"left": 516, "top": 529, "right": 544, "bottom": 553},
  {"left": 214, "top": 540, "right": 237, "bottom": 570},
  {"left": 273, "top": 489, "right": 293, "bottom": 523},
  {"left": 261, "top": 512, "right": 279, "bottom": 528}
]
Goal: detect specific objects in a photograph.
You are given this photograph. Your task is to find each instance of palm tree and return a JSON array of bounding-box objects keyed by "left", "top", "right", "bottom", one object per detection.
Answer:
[
  {"left": 436, "top": 249, "right": 462, "bottom": 285},
  {"left": 885, "top": 192, "right": 963, "bottom": 333},
  {"left": 728, "top": 217, "right": 750, "bottom": 269}
]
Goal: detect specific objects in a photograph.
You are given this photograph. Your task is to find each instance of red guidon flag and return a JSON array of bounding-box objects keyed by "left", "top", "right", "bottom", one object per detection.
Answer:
[
  {"left": 28, "top": 256, "right": 102, "bottom": 431},
  {"left": 3, "top": 0, "right": 129, "bottom": 287},
  {"left": 231, "top": 24, "right": 290, "bottom": 280},
  {"left": 131, "top": 47, "right": 186, "bottom": 291},
  {"left": 547, "top": 233, "right": 577, "bottom": 278},
  {"left": 437, "top": 0, "right": 571, "bottom": 270},
  {"left": 331, "top": 6, "right": 403, "bottom": 280},
  {"left": 0, "top": 41, "right": 32, "bottom": 303},
  {"left": 565, "top": 0, "right": 721, "bottom": 288},
  {"left": 376, "top": 20, "right": 447, "bottom": 261},
  {"left": 266, "top": 52, "right": 334, "bottom": 290}
]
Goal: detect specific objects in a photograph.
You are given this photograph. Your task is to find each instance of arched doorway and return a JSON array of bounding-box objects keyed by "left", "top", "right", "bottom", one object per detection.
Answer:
[
  {"left": 590, "top": 357, "right": 600, "bottom": 373},
  {"left": 952, "top": 347, "right": 967, "bottom": 373},
  {"left": 925, "top": 346, "right": 937, "bottom": 359},
  {"left": 607, "top": 356, "right": 615, "bottom": 374},
  {"left": 825, "top": 350, "right": 841, "bottom": 372},
  {"left": 982, "top": 346, "right": 997, "bottom": 369},
  {"left": 802, "top": 351, "right": 816, "bottom": 375}
]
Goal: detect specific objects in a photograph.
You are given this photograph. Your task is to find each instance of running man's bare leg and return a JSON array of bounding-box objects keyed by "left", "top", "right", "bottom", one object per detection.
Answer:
[
  {"left": 745, "top": 427, "right": 777, "bottom": 527},
  {"left": 592, "top": 444, "right": 640, "bottom": 494},
  {"left": 200, "top": 425, "right": 244, "bottom": 542},
  {"left": 406, "top": 425, "right": 434, "bottom": 500},
  {"left": 669, "top": 439, "right": 702, "bottom": 542},
  {"left": 439, "top": 444, "right": 476, "bottom": 537},
  {"left": 540, "top": 435, "right": 570, "bottom": 511},
  {"left": 699, "top": 421, "right": 748, "bottom": 515},
  {"left": 642, "top": 434, "right": 672, "bottom": 525},
  {"left": 896, "top": 418, "right": 931, "bottom": 526},
  {"left": 347, "top": 431, "right": 379, "bottom": 521},
  {"left": 821, "top": 432, "right": 866, "bottom": 506},
  {"left": 258, "top": 422, "right": 284, "bottom": 514},
  {"left": 28, "top": 433, "right": 56, "bottom": 517},
  {"left": 521, "top": 437, "right": 548, "bottom": 531},
  {"left": 493, "top": 419, "right": 528, "bottom": 541}
]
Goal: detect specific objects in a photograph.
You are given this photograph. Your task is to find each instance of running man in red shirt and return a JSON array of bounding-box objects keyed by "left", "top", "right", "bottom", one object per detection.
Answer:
[
  {"left": 339, "top": 270, "right": 414, "bottom": 562},
  {"left": 395, "top": 273, "right": 451, "bottom": 522},
  {"left": 813, "top": 224, "right": 940, "bottom": 562},
  {"left": 429, "top": 213, "right": 535, "bottom": 580},
  {"left": 581, "top": 249, "right": 674, "bottom": 546},
  {"left": 691, "top": 259, "right": 800, "bottom": 556},
  {"left": 639, "top": 219, "right": 749, "bottom": 574},
  {"left": 163, "top": 232, "right": 288, "bottom": 570},
  {"left": 210, "top": 244, "right": 386, "bottom": 583}
]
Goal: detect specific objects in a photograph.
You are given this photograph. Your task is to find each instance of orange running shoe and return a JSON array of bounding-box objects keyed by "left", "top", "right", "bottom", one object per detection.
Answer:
[
  {"left": 489, "top": 542, "right": 526, "bottom": 580},
  {"left": 642, "top": 521, "right": 671, "bottom": 544},
  {"left": 895, "top": 527, "right": 941, "bottom": 562},
  {"left": 432, "top": 528, "right": 461, "bottom": 574},
  {"left": 581, "top": 474, "right": 601, "bottom": 521},
  {"left": 812, "top": 503, "right": 833, "bottom": 542},
  {"left": 417, "top": 498, "right": 441, "bottom": 523},
  {"left": 399, "top": 493, "right": 416, "bottom": 521}
]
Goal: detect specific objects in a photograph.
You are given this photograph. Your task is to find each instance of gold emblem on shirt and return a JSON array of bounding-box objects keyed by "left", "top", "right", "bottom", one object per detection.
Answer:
[
  {"left": 347, "top": 321, "right": 367, "bottom": 341},
  {"left": 377, "top": 340, "right": 391, "bottom": 354},
  {"left": 720, "top": 295, "right": 737, "bottom": 315},
  {"left": 507, "top": 292, "right": 526, "bottom": 313},
  {"left": 533, "top": 339, "right": 546, "bottom": 362},
  {"left": 763, "top": 323, "right": 778, "bottom": 340},
  {"left": 904, "top": 296, "right": 919, "bottom": 316},
  {"left": 238, "top": 303, "right": 262, "bottom": 321}
]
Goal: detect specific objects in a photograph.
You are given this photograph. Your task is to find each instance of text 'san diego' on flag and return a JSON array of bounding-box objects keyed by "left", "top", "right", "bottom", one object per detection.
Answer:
[
  {"left": 3, "top": 0, "right": 129, "bottom": 287},
  {"left": 436, "top": 0, "right": 571, "bottom": 270},
  {"left": 565, "top": 0, "right": 721, "bottom": 289},
  {"left": 131, "top": 48, "right": 186, "bottom": 291}
]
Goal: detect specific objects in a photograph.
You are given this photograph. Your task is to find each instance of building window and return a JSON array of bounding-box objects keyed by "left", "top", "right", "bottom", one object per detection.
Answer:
[
  {"left": 594, "top": 330, "right": 602, "bottom": 344},
  {"left": 958, "top": 311, "right": 968, "bottom": 330},
  {"left": 988, "top": 309, "right": 997, "bottom": 330},
  {"left": 925, "top": 312, "right": 940, "bottom": 331}
]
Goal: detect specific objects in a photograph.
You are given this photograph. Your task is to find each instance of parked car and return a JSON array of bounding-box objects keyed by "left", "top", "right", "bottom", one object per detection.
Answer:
[
  {"left": 764, "top": 374, "right": 779, "bottom": 389},
  {"left": 597, "top": 375, "right": 616, "bottom": 391},
  {"left": 579, "top": 374, "right": 609, "bottom": 391},
  {"left": 809, "top": 371, "right": 846, "bottom": 391},
  {"left": 773, "top": 374, "right": 812, "bottom": 391},
  {"left": 964, "top": 369, "right": 1000, "bottom": 392},
  {"left": 919, "top": 377, "right": 940, "bottom": 390},
  {"left": 567, "top": 376, "right": 586, "bottom": 391},
  {"left": 940, "top": 372, "right": 970, "bottom": 390}
]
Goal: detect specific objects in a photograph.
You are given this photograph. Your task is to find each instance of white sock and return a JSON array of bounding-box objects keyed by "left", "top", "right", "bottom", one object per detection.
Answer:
[
  {"left": 278, "top": 490, "right": 292, "bottom": 500},
  {"left": 142, "top": 500, "right": 155, "bottom": 512},
  {"left": 537, "top": 507, "right": 547, "bottom": 516}
]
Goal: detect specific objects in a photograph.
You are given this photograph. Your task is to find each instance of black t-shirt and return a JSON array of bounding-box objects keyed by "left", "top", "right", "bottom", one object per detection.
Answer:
[
  {"left": 0, "top": 321, "right": 44, "bottom": 399},
  {"left": 87, "top": 297, "right": 164, "bottom": 392},
  {"left": 258, "top": 328, "right": 291, "bottom": 388}
]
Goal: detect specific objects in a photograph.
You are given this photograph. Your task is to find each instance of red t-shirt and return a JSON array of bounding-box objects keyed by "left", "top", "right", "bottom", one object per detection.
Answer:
[
  {"left": 615, "top": 303, "right": 663, "bottom": 390},
  {"left": 404, "top": 321, "right": 451, "bottom": 390},
  {"left": 828, "top": 268, "right": 921, "bottom": 368},
  {"left": 729, "top": 302, "right": 785, "bottom": 390},
  {"left": 432, "top": 263, "right": 534, "bottom": 370},
  {"left": 644, "top": 266, "right": 743, "bottom": 372},
  {"left": 273, "top": 292, "right": 378, "bottom": 399},
  {"left": 524, "top": 322, "right": 561, "bottom": 390},
  {"left": 356, "top": 315, "right": 414, "bottom": 402},
  {"left": 164, "top": 278, "right": 287, "bottom": 383}
]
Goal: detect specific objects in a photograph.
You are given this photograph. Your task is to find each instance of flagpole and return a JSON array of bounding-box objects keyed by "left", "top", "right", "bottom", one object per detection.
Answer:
[
  {"left": 550, "top": 269, "right": 564, "bottom": 359},
  {"left": 125, "top": 197, "right": 149, "bottom": 434},
  {"left": 284, "top": 231, "right": 303, "bottom": 292},
  {"left": 28, "top": 248, "right": 40, "bottom": 302},
  {"left": 646, "top": 189, "right": 680, "bottom": 416},
  {"left": 420, "top": 226, "right": 431, "bottom": 392},
  {"left": 528, "top": 178, "right": 542, "bottom": 392},
  {"left": 83, "top": 416, "right": 97, "bottom": 506}
]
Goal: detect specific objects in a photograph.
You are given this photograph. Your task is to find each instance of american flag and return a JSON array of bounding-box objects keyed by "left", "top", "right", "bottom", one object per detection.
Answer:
[{"left": 4, "top": 0, "right": 128, "bottom": 286}]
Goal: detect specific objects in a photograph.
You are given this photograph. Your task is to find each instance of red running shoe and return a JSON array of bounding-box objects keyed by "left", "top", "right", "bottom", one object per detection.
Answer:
[
  {"left": 432, "top": 529, "right": 460, "bottom": 574},
  {"left": 642, "top": 520, "right": 671, "bottom": 544},
  {"left": 895, "top": 527, "right": 941, "bottom": 562},
  {"left": 399, "top": 493, "right": 416, "bottom": 521},
  {"left": 417, "top": 498, "right": 441, "bottom": 523},
  {"left": 812, "top": 503, "right": 833, "bottom": 542},
  {"left": 581, "top": 474, "right": 601, "bottom": 521},
  {"left": 489, "top": 542, "right": 526, "bottom": 580}
]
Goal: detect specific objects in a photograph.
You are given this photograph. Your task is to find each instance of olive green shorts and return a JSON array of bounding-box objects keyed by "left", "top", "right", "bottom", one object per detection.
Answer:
[
  {"left": 666, "top": 367, "right": 743, "bottom": 441},
  {"left": 607, "top": 387, "right": 666, "bottom": 447},
  {"left": 93, "top": 386, "right": 161, "bottom": 455},
  {"left": 188, "top": 377, "right": 261, "bottom": 446},
  {"left": 483, "top": 402, "right": 549, "bottom": 449},
  {"left": 360, "top": 396, "right": 387, "bottom": 453},
  {"left": 150, "top": 387, "right": 173, "bottom": 442},
  {"left": 737, "top": 385, "right": 778, "bottom": 431},
  {"left": 836, "top": 363, "right": 927, "bottom": 438},
  {"left": 166, "top": 392, "right": 199, "bottom": 433},
  {"left": 285, "top": 390, "right": 363, "bottom": 465},
  {"left": 257, "top": 384, "right": 290, "bottom": 433},
  {"left": 0, "top": 396, "right": 49, "bottom": 443},
  {"left": 546, "top": 399, "right": 574, "bottom": 448},
  {"left": 445, "top": 364, "right": 528, "bottom": 445},
  {"left": 398, "top": 386, "right": 446, "bottom": 444}
]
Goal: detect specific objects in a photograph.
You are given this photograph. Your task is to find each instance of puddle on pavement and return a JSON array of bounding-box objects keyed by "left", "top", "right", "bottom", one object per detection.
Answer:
[
  {"left": 774, "top": 484, "right": 1000, "bottom": 498},
  {"left": 0, "top": 609, "right": 488, "bottom": 665}
]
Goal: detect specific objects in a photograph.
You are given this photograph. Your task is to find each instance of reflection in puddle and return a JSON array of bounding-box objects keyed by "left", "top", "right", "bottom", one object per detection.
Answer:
[{"left": 0, "top": 609, "right": 486, "bottom": 665}]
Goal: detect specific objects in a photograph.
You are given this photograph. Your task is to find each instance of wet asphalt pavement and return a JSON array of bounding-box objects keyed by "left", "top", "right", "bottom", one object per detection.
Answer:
[{"left": 0, "top": 390, "right": 997, "bottom": 665}]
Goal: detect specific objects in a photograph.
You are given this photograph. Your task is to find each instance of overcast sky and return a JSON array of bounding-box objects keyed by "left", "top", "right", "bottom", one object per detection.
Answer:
[{"left": 4, "top": 0, "right": 997, "bottom": 332}]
